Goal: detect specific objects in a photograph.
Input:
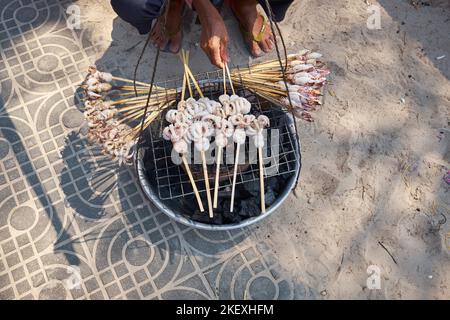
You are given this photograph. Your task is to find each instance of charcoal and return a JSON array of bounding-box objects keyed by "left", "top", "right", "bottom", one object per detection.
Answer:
[
  {"left": 191, "top": 212, "right": 223, "bottom": 225},
  {"left": 265, "top": 188, "right": 277, "bottom": 206},
  {"left": 281, "top": 172, "right": 295, "bottom": 182},
  {"left": 266, "top": 177, "right": 280, "bottom": 192},
  {"left": 179, "top": 197, "right": 199, "bottom": 215},
  {"left": 243, "top": 180, "right": 260, "bottom": 198},
  {"left": 221, "top": 199, "right": 233, "bottom": 213},
  {"left": 222, "top": 210, "right": 242, "bottom": 224},
  {"left": 239, "top": 199, "right": 260, "bottom": 218},
  {"left": 216, "top": 186, "right": 234, "bottom": 199}
]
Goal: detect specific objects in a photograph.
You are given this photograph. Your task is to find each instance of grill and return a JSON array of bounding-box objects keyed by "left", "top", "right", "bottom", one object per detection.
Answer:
[
  {"left": 143, "top": 70, "right": 299, "bottom": 200},
  {"left": 135, "top": 69, "right": 302, "bottom": 230}
]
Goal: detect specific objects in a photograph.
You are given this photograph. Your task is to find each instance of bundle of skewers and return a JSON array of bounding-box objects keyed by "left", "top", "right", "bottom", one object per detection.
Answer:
[
  {"left": 80, "top": 49, "right": 330, "bottom": 166},
  {"left": 230, "top": 49, "right": 330, "bottom": 121},
  {"left": 81, "top": 67, "right": 177, "bottom": 165},
  {"left": 161, "top": 50, "right": 269, "bottom": 217}
]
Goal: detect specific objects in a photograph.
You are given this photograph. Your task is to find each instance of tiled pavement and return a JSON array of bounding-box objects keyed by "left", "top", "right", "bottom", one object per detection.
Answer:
[{"left": 0, "top": 0, "right": 301, "bottom": 300}]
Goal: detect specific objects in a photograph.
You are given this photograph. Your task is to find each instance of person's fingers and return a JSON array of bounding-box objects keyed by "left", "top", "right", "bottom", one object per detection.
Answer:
[
  {"left": 156, "top": 37, "right": 166, "bottom": 49},
  {"left": 220, "top": 39, "right": 229, "bottom": 64},
  {"left": 169, "top": 33, "right": 182, "bottom": 53},
  {"left": 268, "top": 30, "right": 275, "bottom": 50},
  {"left": 259, "top": 38, "right": 271, "bottom": 53},
  {"left": 250, "top": 40, "right": 262, "bottom": 57},
  {"left": 211, "top": 44, "right": 224, "bottom": 68},
  {"left": 267, "top": 35, "right": 274, "bottom": 50},
  {"left": 153, "top": 34, "right": 161, "bottom": 45},
  {"left": 201, "top": 42, "right": 217, "bottom": 68},
  {"left": 152, "top": 32, "right": 162, "bottom": 44}
]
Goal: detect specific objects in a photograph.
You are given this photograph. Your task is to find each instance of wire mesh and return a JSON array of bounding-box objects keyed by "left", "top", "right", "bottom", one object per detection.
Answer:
[{"left": 142, "top": 69, "right": 299, "bottom": 201}]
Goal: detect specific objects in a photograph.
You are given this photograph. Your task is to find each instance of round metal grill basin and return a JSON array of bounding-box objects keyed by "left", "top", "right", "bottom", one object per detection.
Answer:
[{"left": 136, "top": 109, "right": 301, "bottom": 231}]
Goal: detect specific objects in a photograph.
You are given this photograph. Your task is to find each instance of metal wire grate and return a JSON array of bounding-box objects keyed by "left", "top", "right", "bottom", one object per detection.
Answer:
[{"left": 142, "top": 70, "right": 299, "bottom": 201}]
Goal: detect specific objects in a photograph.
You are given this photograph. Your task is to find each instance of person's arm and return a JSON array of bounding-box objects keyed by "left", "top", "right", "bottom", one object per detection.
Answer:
[{"left": 192, "top": 0, "right": 229, "bottom": 68}]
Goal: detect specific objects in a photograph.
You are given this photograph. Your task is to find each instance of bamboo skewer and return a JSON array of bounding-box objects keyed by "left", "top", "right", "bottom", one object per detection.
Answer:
[
  {"left": 229, "top": 143, "right": 240, "bottom": 213},
  {"left": 181, "top": 50, "right": 204, "bottom": 98},
  {"left": 181, "top": 72, "right": 187, "bottom": 102},
  {"left": 226, "top": 62, "right": 242, "bottom": 214},
  {"left": 178, "top": 50, "right": 206, "bottom": 213},
  {"left": 181, "top": 50, "right": 211, "bottom": 216},
  {"left": 222, "top": 64, "right": 227, "bottom": 93},
  {"left": 225, "top": 63, "right": 235, "bottom": 95},
  {"left": 182, "top": 155, "right": 204, "bottom": 212},
  {"left": 212, "top": 65, "right": 230, "bottom": 209},
  {"left": 111, "top": 76, "right": 153, "bottom": 87},
  {"left": 258, "top": 146, "right": 266, "bottom": 213},
  {"left": 213, "top": 144, "right": 222, "bottom": 209},
  {"left": 201, "top": 151, "right": 214, "bottom": 217}
]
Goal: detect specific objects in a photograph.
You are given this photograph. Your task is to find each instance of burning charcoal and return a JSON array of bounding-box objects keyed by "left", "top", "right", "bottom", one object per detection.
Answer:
[{"left": 239, "top": 199, "right": 260, "bottom": 217}]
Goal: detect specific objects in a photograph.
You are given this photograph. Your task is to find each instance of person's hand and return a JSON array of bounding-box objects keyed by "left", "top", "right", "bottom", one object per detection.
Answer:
[
  {"left": 200, "top": 13, "right": 229, "bottom": 68},
  {"left": 193, "top": 0, "right": 229, "bottom": 68}
]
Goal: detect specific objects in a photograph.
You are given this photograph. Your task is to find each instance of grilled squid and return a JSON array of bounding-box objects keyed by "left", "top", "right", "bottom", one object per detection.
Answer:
[
  {"left": 194, "top": 137, "right": 210, "bottom": 152},
  {"left": 233, "top": 128, "right": 246, "bottom": 145},
  {"left": 173, "top": 139, "right": 188, "bottom": 154},
  {"left": 215, "top": 131, "right": 228, "bottom": 148},
  {"left": 165, "top": 109, "right": 178, "bottom": 123}
]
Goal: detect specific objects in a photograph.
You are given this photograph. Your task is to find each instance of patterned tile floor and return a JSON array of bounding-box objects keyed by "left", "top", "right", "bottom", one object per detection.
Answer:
[{"left": 0, "top": 0, "right": 299, "bottom": 300}]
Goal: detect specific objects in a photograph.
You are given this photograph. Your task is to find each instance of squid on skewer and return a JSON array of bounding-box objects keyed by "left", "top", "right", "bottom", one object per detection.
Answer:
[
  {"left": 190, "top": 121, "right": 214, "bottom": 217},
  {"left": 212, "top": 119, "right": 234, "bottom": 208},
  {"left": 163, "top": 122, "right": 205, "bottom": 213},
  {"left": 246, "top": 115, "right": 270, "bottom": 213}
]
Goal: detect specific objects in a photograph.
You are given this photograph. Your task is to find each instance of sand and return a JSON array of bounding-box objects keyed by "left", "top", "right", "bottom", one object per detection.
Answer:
[{"left": 82, "top": 0, "right": 449, "bottom": 299}]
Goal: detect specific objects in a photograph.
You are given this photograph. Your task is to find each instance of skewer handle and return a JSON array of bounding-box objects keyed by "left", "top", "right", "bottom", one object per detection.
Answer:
[
  {"left": 230, "top": 144, "right": 240, "bottom": 213},
  {"left": 213, "top": 147, "right": 222, "bottom": 208},
  {"left": 111, "top": 76, "right": 151, "bottom": 87},
  {"left": 182, "top": 155, "right": 204, "bottom": 212},
  {"left": 258, "top": 147, "right": 266, "bottom": 213},
  {"left": 225, "top": 63, "right": 235, "bottom": 95},
  {"left": 201, "top": 151, "right": 214, "bottom": 218}
]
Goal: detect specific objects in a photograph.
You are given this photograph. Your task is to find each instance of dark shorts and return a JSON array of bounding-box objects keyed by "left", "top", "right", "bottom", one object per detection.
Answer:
[{"left": 111, "top": 0, "right": 294, "bottom": 34}]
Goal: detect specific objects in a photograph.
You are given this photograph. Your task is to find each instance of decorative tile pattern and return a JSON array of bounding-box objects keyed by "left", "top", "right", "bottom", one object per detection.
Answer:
[{"left": 0, "top": 0, "right": 297, "bottom": 300}]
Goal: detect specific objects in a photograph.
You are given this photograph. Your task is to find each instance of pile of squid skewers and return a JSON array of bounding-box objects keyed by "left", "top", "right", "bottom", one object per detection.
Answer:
[
  {"left": 81, "top": 66, "right": 177, "bottom": 165},
  {"left": 162, "top": 52, "right": 270, "bottom": 217},
  {"left": 80, "top": 48, "right": 329, "bottom": 166}
]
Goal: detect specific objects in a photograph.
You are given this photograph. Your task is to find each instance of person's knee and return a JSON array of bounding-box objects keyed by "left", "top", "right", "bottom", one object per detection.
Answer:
[
  {"left": 111, "top": 0, "right": 149, "bottom": 19},
  {"left": 111, "top": 0, "right": 158, "bottom": 34}
]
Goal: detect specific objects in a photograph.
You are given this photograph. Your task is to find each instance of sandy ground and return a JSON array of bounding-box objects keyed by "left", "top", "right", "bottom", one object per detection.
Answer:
[{"left": 81, "top": 0, "right": 450, "bottom": 299}]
